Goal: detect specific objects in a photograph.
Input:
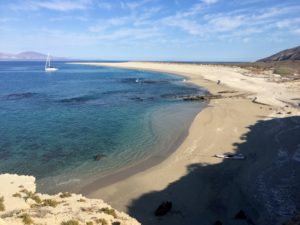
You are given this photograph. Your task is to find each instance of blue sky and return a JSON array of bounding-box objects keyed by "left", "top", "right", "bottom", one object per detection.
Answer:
[{"left": 0, "top": 0, "right": 299, "bottom": 61}]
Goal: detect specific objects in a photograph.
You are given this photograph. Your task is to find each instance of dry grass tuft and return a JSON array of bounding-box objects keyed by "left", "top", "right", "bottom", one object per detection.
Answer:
[
  {"left": 0, "top": 196, "right": 5, "bottom": 211},
  {"left": 99, "top": 207, "right": 117, "bottom": 218}
]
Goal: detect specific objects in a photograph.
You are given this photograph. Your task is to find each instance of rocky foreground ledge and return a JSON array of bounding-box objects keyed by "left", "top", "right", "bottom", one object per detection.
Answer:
[{"left": 0, "top": 174, "right": 140, "bottom": 225}]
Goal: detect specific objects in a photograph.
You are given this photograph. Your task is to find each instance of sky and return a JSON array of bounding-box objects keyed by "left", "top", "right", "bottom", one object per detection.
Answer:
[{"left": 0, "top": 0, "right": 299, "bottom": 61}]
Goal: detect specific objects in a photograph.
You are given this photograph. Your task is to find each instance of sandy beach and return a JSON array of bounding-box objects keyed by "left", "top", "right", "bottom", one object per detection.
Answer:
[{"left": 70, "top": 62, "right": 300, "bottom": 225}]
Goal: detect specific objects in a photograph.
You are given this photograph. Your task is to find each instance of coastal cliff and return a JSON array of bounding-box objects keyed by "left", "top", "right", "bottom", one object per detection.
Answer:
[{"left": 0, "top": 174, "right": 140, "bottom": 225}]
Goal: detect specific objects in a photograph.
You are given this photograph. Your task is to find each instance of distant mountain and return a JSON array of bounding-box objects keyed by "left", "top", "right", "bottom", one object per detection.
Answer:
[
  {"left": 0, "top": 51, "right": 70, "bottom": 60},
  {"left": 258, "top": 45, "right": 300, "bottom": 62}
]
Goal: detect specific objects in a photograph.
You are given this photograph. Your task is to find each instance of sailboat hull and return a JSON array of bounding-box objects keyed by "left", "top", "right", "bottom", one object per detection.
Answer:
[{"left": 45, "top": 67, "right": 58, "bottom": 72}]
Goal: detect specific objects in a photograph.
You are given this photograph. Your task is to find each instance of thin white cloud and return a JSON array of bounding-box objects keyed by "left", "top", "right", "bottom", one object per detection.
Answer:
[
  {"left": 162, "top": 16, "right": 203, "bottom": 35},
  {"left": 49, "top": 15, "right": 89, "bottom": 22},
  {"left": 276, "top": 18, "right": 300, "bottom": 29},
  {"left": 294, "top": 29, "right": 300, "bottom": 35},
  {"left": 10, "top": 0, "right": 92, "bottom": 11},
  {"left": 202, "top": 0, "right": 218, "bottom": 5},
  {"left": 121, "top": 0, "right": 151, "bottom": 11},
  {"left": 208, "top": 16, "right": 244, "bottom": 31},
  {"left": 97, "top": 1, "right": 113, "bottom": 10},
  {"left": 0, "top": 18, "right": 17, "bottom": 23}
]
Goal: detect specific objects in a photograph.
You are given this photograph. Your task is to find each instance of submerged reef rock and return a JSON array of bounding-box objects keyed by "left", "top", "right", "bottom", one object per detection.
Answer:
[
  {"left": 5, "top": 92, "right": 38, "bottom": 100},
  {"left": 94, "top": 154, "right": 107, "bottom": 161}
]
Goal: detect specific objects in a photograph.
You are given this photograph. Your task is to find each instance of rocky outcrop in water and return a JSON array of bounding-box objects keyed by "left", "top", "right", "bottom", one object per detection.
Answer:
[{"left": 182, "top": 94, "right": 222, "bottom": 101}]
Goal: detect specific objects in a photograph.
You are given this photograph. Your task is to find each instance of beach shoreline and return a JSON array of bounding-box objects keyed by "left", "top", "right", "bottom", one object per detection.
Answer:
[
  {"left": 71, "top": 103, "right": 203, "bottom": 194},
  {"left": 72, "top": 62, "right": 300, "bottom": 224}
]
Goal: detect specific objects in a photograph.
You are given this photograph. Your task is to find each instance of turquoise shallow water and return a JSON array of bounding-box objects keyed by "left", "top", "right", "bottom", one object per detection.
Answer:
[{"left": 0, "top": 61, "right": 206, "bottom": 193}]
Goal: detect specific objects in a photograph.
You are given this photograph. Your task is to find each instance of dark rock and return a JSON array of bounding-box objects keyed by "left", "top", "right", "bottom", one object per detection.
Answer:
[
  {"left": 94, "top": 154, "right": 107, "bottom": 161},
  {"left": 59, "top": 95, "right": 98, "bottom": 104},
  {"left": 282, "top": 213, "right": 300, "bottom": 225},
  {"left": 154, "top": 201, "right": 172, "bottom": 216},
  {"left": 160, "top": 93, "right": 179, "bottom": 99},
  {"left": 6, "top": 92, "right": 38, "bottom": 100},
  {"left": 182, "top": 94, "right": 222, "bottom": 101},
  {"left": 234, "top": 210, "right": 247, "bottom": 220},
  {"left": 142, "top": 79, "right": 169, "bottom": 84},
  {"left": 129, "top": 97, "right": 143, "bottom": 102},
  {"left": 214, "top": 220, "right": 222, "bottom": 225}
]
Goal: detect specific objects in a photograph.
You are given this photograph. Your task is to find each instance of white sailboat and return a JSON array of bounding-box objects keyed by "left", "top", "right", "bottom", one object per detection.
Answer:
[{"left": 45, "top": 54, "right": 58, "bottom": 72}]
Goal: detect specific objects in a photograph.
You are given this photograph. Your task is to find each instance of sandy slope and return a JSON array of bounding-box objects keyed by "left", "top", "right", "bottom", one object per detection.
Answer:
[{"left": 73, "top": 62, "right": 300, "bottom": 225}]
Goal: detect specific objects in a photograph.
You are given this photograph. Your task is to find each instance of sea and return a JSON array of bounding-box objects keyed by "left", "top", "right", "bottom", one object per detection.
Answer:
[{"left": 0, "top": 61, "right": 207, "bottom": 193}]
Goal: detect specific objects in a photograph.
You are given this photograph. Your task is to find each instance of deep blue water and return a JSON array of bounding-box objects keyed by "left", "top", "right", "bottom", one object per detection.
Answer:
[{"left": 0, "top": 61, "right": 206, "bottom": 192}]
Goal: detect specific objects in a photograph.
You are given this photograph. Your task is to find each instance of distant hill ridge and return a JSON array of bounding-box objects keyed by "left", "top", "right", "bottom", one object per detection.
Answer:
[
  {"left": 0, "top": 51, "right": 69, "bottom": 60},
  {"left": 258, "top": 45, "right": 300, "bottom": 62}
]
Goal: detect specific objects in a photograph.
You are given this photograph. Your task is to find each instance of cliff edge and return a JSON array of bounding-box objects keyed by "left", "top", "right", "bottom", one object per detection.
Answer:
[{"left": 0, "top": 174, "right": 140, "bottom": 225}]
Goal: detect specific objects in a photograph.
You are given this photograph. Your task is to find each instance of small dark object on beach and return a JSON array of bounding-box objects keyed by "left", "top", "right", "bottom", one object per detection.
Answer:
[
  {"left": 277, "top": 112, "right": 282, "bottom": 114},
  {"left": 154, "top": 201, "right": 172, "bottom": 216},
  {"left": 234, "top": 210, "right": 247, "bottom": 220},
  {"left": 217, "top": 80, "right": 221, "bottom": 85},
  {"left": 252, "top": 97, "right": 257, "bottom": 103},
  {"left": 269, "top": 108, "right": 273, "bottom": 110},
  {"left": 285, "top": 105, "right": 289, "bottom": 107},
  {"left": 214, "top": 220, "right": 222, "bottom": 225},
  {"left": 94, "top": 154, "right": 107, "bottom": 161},
  {"left": 287, "top": 111, "right": 292, "bottom": 114}
]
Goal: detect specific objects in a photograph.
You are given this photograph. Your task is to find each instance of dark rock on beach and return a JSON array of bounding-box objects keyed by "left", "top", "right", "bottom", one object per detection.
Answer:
[
  {"left": 234, "top": 210, "right": 247, "bottom": 220},
  {"left": 154, "top": 201, "right": 172, "bottom": 216}
]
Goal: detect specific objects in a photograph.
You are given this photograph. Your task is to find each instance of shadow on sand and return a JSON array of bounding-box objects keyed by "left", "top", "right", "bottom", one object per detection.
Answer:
[{"left": 128, "top": 116, "right": 300, "bottom": 225}]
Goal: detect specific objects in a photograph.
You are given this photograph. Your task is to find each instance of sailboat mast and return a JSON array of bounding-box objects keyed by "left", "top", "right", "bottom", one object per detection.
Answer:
[{"left": 45, "top": 54, "right": 48, "bottom": 69}]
